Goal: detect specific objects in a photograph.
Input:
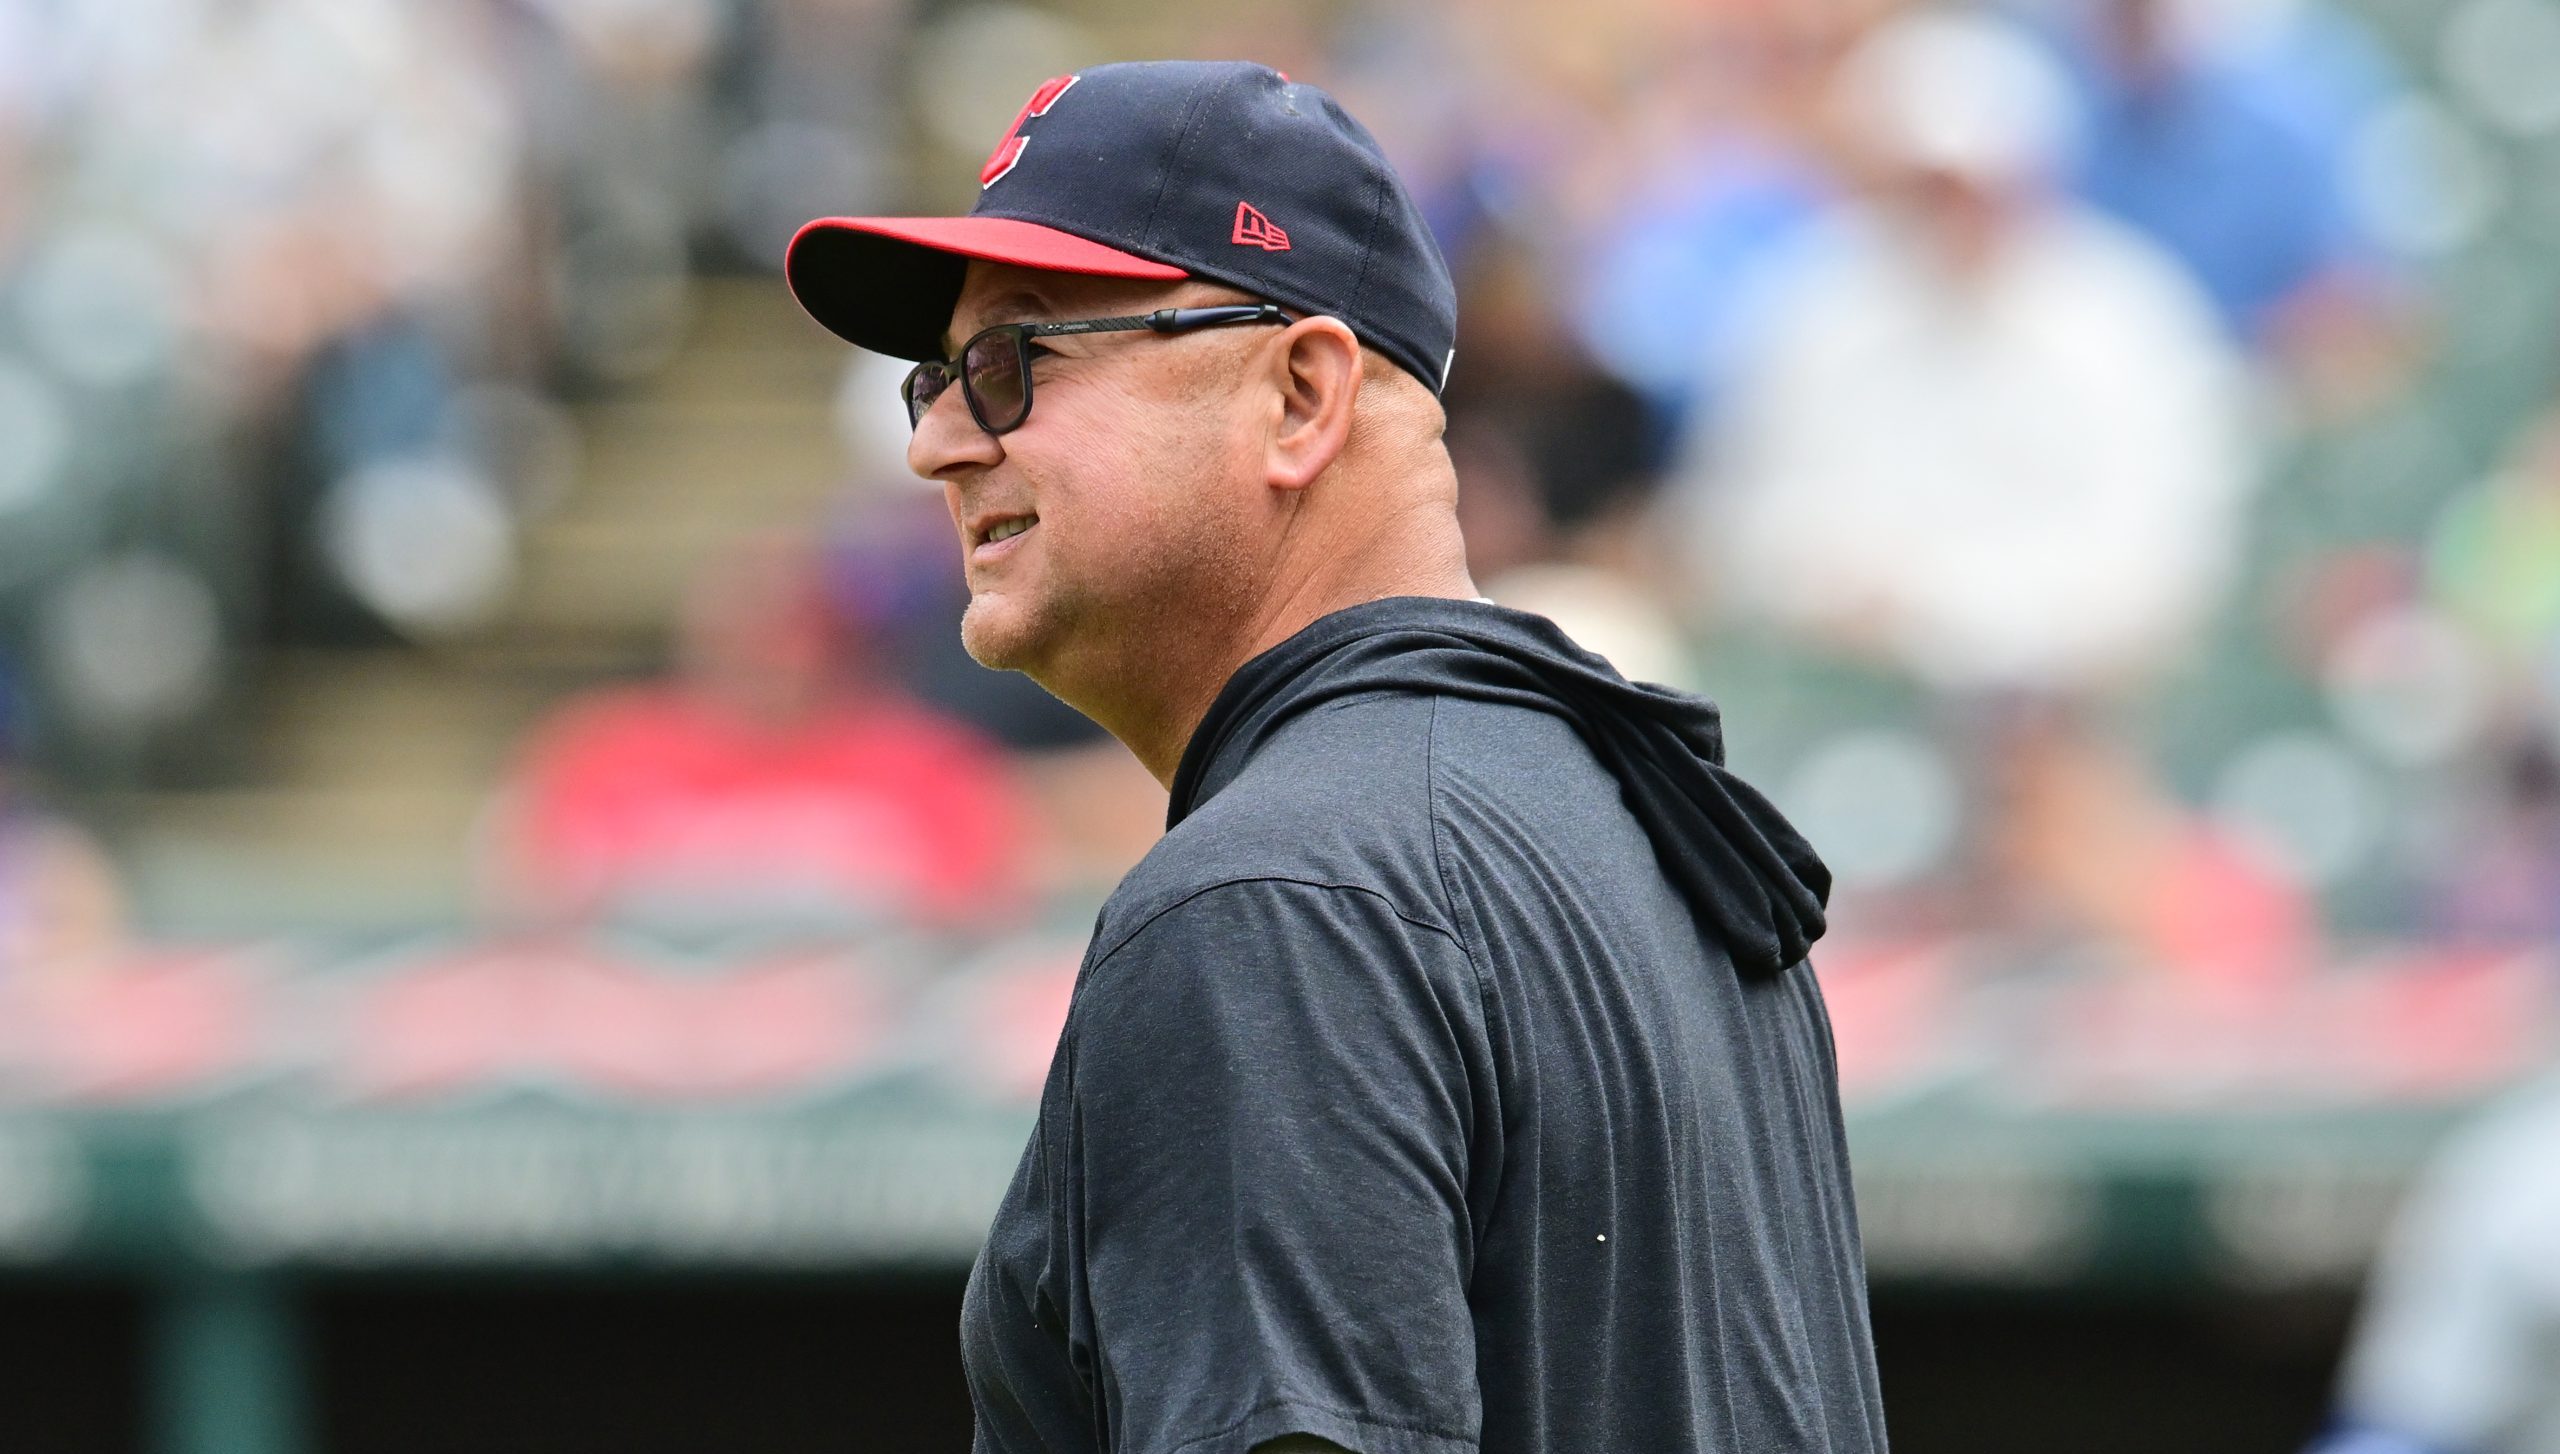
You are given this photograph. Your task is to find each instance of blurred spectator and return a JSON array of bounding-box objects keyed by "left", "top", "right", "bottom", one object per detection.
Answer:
[
  {"left": 0, "top": 0, "right": 556, "bottom": 694},
  {"left": 1566, "top": 0, "right": 1849, "bottom": 429},
  {"left": 719, "top": 0, "right": 905, "bottom": 267},
  {"left": 1446, "top": 240, "right": 1674, "bottom": 575},
  {"left": 1318, "top": 0, "right": 1560, "bottom": 287},
  {"left": 2311, "top": 1073, "right": 2560, "bottom": 1454},
  {"left": 1968, "top": 700, "right": 2311, "bottom": 983},
  {"left": 2043, "top": 0, "right": 2417, "bottom": 411},
  {"left": 485, "top": 535, "right": 1029, "bottom": 932},
  {"left": 2421, "top": 729, "right": 2560, "bottom": 945},
  {"left": 1445, "top": 237, "right": 1693, "bottom": 684},
  {"left": 1670, "top": 11, "right": 2291, "bottom": 968},
  {"left": 129, "top": 0, "right": 529, "bottom": 394},
  {"left": 1688, "top": 9, "right": 2254, "bottom": 698},
  {"left": 0, "top": 673, "right": 124, "bottom": 973},
  {"left": 2187, "top": 0, "right": 2406, "bottom": 159},
  {"left": 511, "top": 0, "right": 724, "bottom": 383},
  {"left": 2412, "top": 402, "right": 2560, "bottom": 941}
]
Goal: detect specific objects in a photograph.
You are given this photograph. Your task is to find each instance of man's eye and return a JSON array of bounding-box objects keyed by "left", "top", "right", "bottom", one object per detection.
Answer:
[{"left": 1025, "top": 342, "right": 1061, "bottom": 362}]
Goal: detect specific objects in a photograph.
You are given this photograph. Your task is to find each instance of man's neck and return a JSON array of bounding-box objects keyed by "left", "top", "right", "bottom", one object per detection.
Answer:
[
  {"left": 1058, "top": 455, "right": 1475, "bottom": 789},
  {"left": 1114, "top": 561, "right": 1476, "bottom": 789}
]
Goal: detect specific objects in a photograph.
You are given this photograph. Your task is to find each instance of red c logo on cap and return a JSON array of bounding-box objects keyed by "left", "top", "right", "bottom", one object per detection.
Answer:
[{"left": 981, "top": 74, "right": 1079, "bottom": 190}]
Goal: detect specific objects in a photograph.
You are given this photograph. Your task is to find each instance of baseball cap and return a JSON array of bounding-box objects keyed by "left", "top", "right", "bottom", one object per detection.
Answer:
[
  {"left": 1835, "top": 14, "right": 2079, "bottom": 185},
  {"left": 786, "top": 60, "right": 1459, "bottom": 396}
]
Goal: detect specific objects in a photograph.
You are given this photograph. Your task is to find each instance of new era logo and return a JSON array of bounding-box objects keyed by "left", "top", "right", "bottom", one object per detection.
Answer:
[{"left": 1232, "top": 201, "right": 1290, "bottom": 252}]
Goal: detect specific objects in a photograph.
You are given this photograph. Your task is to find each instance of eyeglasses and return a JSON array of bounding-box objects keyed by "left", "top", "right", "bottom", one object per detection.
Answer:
[{"left": 903, "top": 304, "right": 1299, "bottom": 436}]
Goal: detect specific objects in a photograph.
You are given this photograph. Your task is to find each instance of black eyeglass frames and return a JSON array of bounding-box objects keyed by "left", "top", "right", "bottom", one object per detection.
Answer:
[{"left": 901, "top": 304, "right": 1300, "bottom": 435}]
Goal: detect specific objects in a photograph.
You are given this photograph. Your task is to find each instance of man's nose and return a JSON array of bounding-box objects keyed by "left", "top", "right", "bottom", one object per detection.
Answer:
[{"left": 908, "top": 386, "right": 1003, "bottom": 480}]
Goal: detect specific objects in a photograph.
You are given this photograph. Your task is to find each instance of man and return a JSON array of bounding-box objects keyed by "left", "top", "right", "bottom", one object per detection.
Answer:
[
  {"left": 1692, "top": 10, "right": 2253, "bottom": 698},
  {"left": 786, "top": 60, "right": 1885, "bottom": 1454}
]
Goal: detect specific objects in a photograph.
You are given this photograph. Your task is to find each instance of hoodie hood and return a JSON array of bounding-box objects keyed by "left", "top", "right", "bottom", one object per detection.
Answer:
[{"left": 1169, "top": 596, "right": 1832, "bottom": 978}]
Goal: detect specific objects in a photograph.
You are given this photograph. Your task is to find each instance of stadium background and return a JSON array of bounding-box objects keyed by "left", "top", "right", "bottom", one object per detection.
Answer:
[{"left": 2, "top": 0, "right": 2558, "bottom": 1449}]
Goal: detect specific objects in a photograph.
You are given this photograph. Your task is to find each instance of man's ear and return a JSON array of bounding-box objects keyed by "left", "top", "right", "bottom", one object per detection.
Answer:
[{"left": 1264, "top": 315, "right": 1363, "bottom": 492}]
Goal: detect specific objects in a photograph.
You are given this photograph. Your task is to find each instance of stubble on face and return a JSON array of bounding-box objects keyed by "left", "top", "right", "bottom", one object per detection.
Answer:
[
  {"left": 958, "top": 435, "right": 1263, "bottom": 688},
  {"left": 957, "top": 441, "right": 1240, "bottom": 678},
  {"left": 947, "top": 283, "right": 1270, "bottom": 705}
]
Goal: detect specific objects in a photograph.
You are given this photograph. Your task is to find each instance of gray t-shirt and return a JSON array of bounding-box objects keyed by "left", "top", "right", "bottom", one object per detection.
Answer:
[{"left": 960, "top": 598, "right": 1886, "bottom": 1454}]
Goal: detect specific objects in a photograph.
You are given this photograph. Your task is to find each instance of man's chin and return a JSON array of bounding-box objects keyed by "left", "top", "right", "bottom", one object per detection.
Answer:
[{"left": 958, "top": 595, "right": 1049, "bottom": 674}]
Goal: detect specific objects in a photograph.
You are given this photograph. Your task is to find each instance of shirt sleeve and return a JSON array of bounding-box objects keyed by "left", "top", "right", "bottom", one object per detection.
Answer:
[{"left": 1059, "top": 879, "right": 1488, "bottom": 1454}]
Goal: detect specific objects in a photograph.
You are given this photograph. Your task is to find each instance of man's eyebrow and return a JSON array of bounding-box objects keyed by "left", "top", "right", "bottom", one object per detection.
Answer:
[{"left": 940, "top": 287, "right": 1062, "bottom": 355}]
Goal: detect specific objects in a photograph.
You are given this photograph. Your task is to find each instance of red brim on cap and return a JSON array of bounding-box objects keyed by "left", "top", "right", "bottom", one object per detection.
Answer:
[{"left": 785, "top": 215, "right": 1189, "bottom": 362}]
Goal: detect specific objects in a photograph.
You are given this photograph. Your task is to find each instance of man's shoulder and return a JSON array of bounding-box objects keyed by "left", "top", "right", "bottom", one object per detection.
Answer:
[
  {"left": 1100, "top": 690, "right": 1455, "bottom": 954},
  {"left": 1095, "top": 685, "right": 1619, "bottom": 959},
  {"left": 1082, "top": 872, "right": 1472, "bottom": 998}
]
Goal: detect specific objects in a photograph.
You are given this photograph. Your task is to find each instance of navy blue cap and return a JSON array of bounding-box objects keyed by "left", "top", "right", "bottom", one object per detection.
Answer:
[{"left": 787, "top": 60, "right": 1459, "bottom": 395}]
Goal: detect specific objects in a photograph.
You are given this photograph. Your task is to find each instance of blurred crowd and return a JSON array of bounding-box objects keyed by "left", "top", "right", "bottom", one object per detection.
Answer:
[
  {"left": 0, "top": 0, "right": 2557, "bottom": 987},
  {"left": 0, "top": 0, "right": 920, "bottom": 955},
  {"left": 0, "top": 0, "right": 914, "bottom": 693}
]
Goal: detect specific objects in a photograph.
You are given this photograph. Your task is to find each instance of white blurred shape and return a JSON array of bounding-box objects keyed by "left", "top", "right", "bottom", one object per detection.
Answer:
[
  {"left": 40, "top": 551, "right": 223, "bottom": 730},
  {"left": 16, "top": 223, "right": 183, "bottom": 387},
  {"left": 321, "top": 457, "right": 518, "bottom": 636},
  {"left": 2442, "top": 0, "right": 2560, "bottom": 136},
  {"left": 0, "top": 359, "right": 71, "bottom": 516},
  {"left": 835, "top": 349, "right": 929, "bottom": 486},
  {"left": 1834, "top": 11, "right": 2079, "bottom": 183},
  {"left": 355, "top": 79, "right": 518, "bottom": 294},
  {"left": 524, "top": 0, "right": 720, "bottom": 66},
  {"left": 911, "top": 5, "right": 1094, "bottom": 160},
  {"left": 2349, "top": 100, "right": 2503, "bottom": 256},
  {"left": 2323, "top": 606, "right": 2493, "bottom": 765},
  {"left": 1703, "top": 205, "right": 2252, "bottom": 693},
  {"left": 1784, "top": 730, "right": 1961, "bottom": 891},
  {"left": 1485, "top": 564, "right": 1692, "bottom": 689},
  {"left": 2211, "top": 733, "right": 2380, "bottom": 886}
]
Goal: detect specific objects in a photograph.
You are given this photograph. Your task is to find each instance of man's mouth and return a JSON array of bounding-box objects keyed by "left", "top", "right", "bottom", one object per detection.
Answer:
[{"left": 971, "top": 512, "right": 1038, "bottom": 563}]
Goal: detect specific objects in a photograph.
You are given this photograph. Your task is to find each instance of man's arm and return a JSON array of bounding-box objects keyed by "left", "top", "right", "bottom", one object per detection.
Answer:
[{"left": 1067, "top": 880, "right": 1485, "bottom": 1454}]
